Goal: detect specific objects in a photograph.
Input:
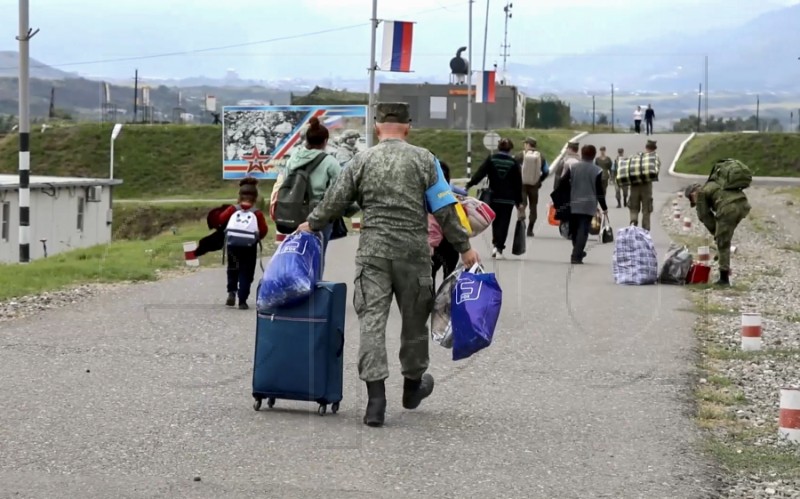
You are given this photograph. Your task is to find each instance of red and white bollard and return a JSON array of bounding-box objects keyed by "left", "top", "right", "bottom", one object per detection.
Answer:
[
  {"left": 673, "top": 209, "right": 681, "bottom": 220},
  {"left": 351, "top": 217, "right": 361, "bottom": 231},
  {"left": 677, "top": 191, "right": 684, "bottom": 199},
  {"left": 698, "top": 246, "right": 710, "bottom": 263},
  {"left": 275, "top": 233, "right": 287, "bottom": 243},
  {"left": 741, "top": 312, "right": 762, "bottom": 351},
  {"left": 672, "top": 200, "right": 679, "bottom": 209},
  {"left": 183, "top": 241, "right": 200, "bottom": 267},
  {"left": 779, "top": 387, "right": 800, "bottom": 442},
  {"left": 682, "top": 217, "right": 692, "bottom": 232}
]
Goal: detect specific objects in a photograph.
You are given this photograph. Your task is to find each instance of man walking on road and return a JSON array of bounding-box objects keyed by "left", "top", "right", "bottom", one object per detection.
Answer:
[
  {"left": 645, "top": 104, "right": 655, "bottom": 135},
  {"left": 298, "top": 102, "right": 480, "bottom": 428},
  {"left": 628, "top": 140, "right": 660, "bottom": 231},
  {"left": 552, "top": 141, "right": 580, "bottom": 191},
  {"left": 594, "top": 146, "right": 613, "bottom": 203},
  {"left": 561, "top": 144, "right": 608, "bottom": 264},
  {"left": 612, "top": 147, "right": 629, "bottom": 208},
  {"left": 516, "top": 137, "right": 549, "bottom": 237}
]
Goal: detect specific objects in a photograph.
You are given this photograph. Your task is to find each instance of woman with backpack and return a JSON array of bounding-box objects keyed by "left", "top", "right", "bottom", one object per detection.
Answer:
[
  {"left": 215, "top": 177, "right": 269, "bottom": 309},
  {"left": 465, "top": 138, "right": 524, "bottom": 259},
  {"left": 271, "top": 116, "right": 343, "bottom": 268}
]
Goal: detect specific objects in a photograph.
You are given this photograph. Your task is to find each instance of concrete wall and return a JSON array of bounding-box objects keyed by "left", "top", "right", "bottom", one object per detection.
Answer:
[
  {"left": 0, "top": 185, "right": 113, "bottom": 263},
  {"left": 378, "top": 83, "right": 524, "bottom": 130}
]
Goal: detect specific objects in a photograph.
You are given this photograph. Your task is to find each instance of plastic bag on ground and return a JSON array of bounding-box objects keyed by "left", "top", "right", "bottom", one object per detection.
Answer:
[
  {"left": 658, "top": 243, "right": 694, "bottom": 284},
  {"left": 257, "top": 232, "right": 323, "bottom": 311},
  {"left": 612, "top": 225, "right": 658, "bottom": 285},
  {"left": 431, "top": 266, "right": 464, "bottom": 349},
  {"left": 451, "top": 264, "right": 502, "bottom": 361}
]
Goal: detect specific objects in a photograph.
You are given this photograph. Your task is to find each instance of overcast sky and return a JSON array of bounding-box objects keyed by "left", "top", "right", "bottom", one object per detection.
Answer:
[{"left": 0, "top": 0, "right": 798, "bottom": 81}]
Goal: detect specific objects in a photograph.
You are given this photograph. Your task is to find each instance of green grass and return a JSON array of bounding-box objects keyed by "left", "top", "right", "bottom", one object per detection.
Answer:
[
  {"left": 0, "top": 124, "right": 576, "bottom": 199},
  {"left": 674, "top": 133, "right": 800, "bottom": 177},
  {"left": 704, "top": 438, "right": 800, "bottom": 477}
]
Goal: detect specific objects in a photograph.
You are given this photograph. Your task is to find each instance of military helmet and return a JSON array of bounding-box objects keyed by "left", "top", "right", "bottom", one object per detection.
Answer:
[{"left": 342, "top": 129, "right": 360, "bottom": 140}]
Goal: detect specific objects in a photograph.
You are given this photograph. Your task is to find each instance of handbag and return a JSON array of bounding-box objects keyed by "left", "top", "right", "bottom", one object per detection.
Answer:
[
  {"left": 589, "top": 212, "right": 602, "bottom": 236},
  {"left": 451, "top": 264, "right": 502, "bottom": 361},
  {"left": 601, "top": 214, "right": 614, "bottom": 244},
  {"left": 330, "top": 217, "right": 348, "bottom": 240},
  {"left": 512, "top": 218, "right": 526, "bottom": 255}
]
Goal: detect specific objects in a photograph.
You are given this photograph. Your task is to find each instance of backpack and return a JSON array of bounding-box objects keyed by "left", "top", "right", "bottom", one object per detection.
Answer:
[
  {"left": 274, "top": 152, "right": 328, "bottom": 234},
  {"left": 225, "top": 206, "right": 260, "bottom": 247},
  {"left": 521, "top": 150, "right": 543, "bottom": 186},
  {"left": 709, "top": 158, "right": 752, "bottom": 191}
]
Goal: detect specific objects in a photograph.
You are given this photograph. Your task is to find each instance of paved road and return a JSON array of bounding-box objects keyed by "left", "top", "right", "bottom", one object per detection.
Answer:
[{"left": 0, "top": 133, "right": 717, "bottom": 498}]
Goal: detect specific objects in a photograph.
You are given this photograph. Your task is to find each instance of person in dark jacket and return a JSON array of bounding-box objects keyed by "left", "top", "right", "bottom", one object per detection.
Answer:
[
  {"left": 644, "top": 104, "right": 656, "bottom": 135},
  {"left": 561, "top": 145, "right": 608, "bottom": 264},
  {"left": 466, "top": 138, "right": 524, "bottom": 259}
]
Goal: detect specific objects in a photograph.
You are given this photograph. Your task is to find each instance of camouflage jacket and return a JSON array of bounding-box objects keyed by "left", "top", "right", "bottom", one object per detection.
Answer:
[
  {"left": 307, "top": 138, "right": 471, "bottom": 262},
  {"left": 695, "top": 180, "right": 751, "bottom": 233}
]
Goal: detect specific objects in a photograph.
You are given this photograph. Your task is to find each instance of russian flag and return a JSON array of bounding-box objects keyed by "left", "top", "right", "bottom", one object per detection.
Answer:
[
  {"left": 475, "top": 70, "right": 496, "bottom": 104},
  {"left": 380, "top": 21, "right": 413, "bottom": 72}
]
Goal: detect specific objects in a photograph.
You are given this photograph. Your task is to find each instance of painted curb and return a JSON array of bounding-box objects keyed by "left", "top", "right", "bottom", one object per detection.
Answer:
[{"left": 668, "top": 133, "right": 800, "bottom": 186}]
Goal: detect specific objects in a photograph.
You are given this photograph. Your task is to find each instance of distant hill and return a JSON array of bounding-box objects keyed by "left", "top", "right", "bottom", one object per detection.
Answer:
[
  {"left": 509, "top": 3, "right": 800, "bottom": 93},
  {"left": 0, "top": 51, "right": 79, "bottom": 80}
]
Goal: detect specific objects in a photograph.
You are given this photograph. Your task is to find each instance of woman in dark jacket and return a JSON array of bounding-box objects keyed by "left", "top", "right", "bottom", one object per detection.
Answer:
[{"left": 465, "top": 138, "right": 524, "bottom": 259}]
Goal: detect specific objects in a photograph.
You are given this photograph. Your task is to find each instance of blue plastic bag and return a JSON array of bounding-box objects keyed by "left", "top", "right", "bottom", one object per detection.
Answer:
[
  {"left": 451, "top": 264, "right": 502, "bottom": 361},
  {"left": 257, "top": 232, "right": 322, "bottom": 311}
]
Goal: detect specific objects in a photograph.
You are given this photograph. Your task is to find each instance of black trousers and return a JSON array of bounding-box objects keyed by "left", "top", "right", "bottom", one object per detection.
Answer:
[
  {"left": 634, "top": 120, "right": 642, "bottom": 133},
  {"left": 569, "top": 214, "right": 593, "bottom": 261},
  {"left": 491, "top": 202, "right": 515, "bottom": 252},
  {"left": 226, "top": 244, "right": 258, "bottom": 301},
  {"left": 431, "top": 238, "right": 459, "bottom": 289},
  {"left": 645, "top": 119, "right": 653, "bottom": 135}
]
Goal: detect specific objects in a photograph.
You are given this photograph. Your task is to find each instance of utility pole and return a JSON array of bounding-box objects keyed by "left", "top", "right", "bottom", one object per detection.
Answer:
[
  {"left": 17, "top": 0, "right": 38, "bottom": 264},
  {"left": 466, "top": 0, "right": 474, "bottom": 176},
  {"left": 481, "top": 0, "right": 490, "bottom": 130},
  {"left": 611, "top": 83, "right": 615, "bottom": 132},
  {"left": 697, "top": 83, "right": 702, "bottom": 132},
  {"left": 756, "top": 95, "right": 760, "bottom": 132},
  {"left": 367, "top": 0, "right": 378, "bottom": 148},
  {"left": 500, "top": 2, "right": 512, "bottom": 85},
  {"left": 704, "top": 55, "right": 709, "bottom": 129},
  {"left": 592, "top": 95, "right": 596, "bottom": 131},
  {"left": 133, "top": 69, "right": 139, "bottom": 123}
]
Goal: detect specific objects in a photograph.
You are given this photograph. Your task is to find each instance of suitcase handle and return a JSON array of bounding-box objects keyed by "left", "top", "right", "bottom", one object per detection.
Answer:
[{"left": 335, "top": 328, "right": 345, "bottom": 358}]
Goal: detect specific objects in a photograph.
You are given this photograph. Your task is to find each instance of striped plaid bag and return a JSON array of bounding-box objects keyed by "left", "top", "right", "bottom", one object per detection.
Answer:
[{"left": 615, "top": 152, "right": 660, "bottom": 186}]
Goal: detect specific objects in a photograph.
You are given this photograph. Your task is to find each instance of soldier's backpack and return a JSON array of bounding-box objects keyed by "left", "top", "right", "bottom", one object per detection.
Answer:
[
  {"left": 274, "top": 152, "right": 328, "bottom": 234},
  {"left": 521, "top": 150, "right": 543, "bottom": 186},
  {"left": 225, "top": 206, "right": 260, "bottom": 247},
  {"left": 709, "top": 158, "right": 753, "bottom": 191}
]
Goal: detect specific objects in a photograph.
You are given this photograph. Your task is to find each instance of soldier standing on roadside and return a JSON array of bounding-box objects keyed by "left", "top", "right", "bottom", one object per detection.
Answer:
[
  {"left": 612, "top": 147, "right": 629, "bottom": 208},
  {"left": 297, "top": 102, "right": 480, "bottom": 428}
]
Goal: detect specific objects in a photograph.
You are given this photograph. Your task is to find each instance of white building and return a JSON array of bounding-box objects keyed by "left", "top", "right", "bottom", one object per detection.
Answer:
[{"left": 0, "top": 175, "right": 122, "bottom": 263}]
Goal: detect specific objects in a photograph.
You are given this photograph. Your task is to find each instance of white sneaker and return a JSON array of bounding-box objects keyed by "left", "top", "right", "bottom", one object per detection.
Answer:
[
  {"left": 492, "top": 247, "right": 498, "bottom": 259},
  {"left": 496, "top": 252, "right": 504, "bottom": 260}
]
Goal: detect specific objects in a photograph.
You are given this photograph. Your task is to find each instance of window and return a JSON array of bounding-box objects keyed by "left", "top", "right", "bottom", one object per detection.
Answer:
[
  {"left": 1, "top": 202, "right": 9, "bottom": 241},
  {"left": 429, "top": 96, "right": 447, "bottom": 120},
  {"left": 77, "top": 197, "right": 85, "bottom": 231}
]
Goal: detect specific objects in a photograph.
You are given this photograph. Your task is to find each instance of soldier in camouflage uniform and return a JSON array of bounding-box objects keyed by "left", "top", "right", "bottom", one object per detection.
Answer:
[
  {"left": 298, "top": 102, "right": 480, "bottom": 427},
  {"left": 628, "top": 140, "right": 659, "bottom": 231},
  {"left": 335, "top": 129, "right": 361, "bottom": 166},
  {"left": 685, "top": 176, "right": 751, "bottom": 286}
]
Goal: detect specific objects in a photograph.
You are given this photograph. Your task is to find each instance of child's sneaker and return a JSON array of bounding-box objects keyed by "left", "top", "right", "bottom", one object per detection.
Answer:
[{"left": 226, "top": 292, "right": 236, "bottom": 307}]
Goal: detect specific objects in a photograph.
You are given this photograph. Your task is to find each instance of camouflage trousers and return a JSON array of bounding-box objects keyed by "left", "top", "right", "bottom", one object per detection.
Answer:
[
  {"left": 628, "top": 182, "right": 654, "bottom": 231},
  {"left": 353, "top": 256, "right": 435, "bottom": 382},
  {"left": 715, "top": 205, "right": 750, "bottom": 272}
]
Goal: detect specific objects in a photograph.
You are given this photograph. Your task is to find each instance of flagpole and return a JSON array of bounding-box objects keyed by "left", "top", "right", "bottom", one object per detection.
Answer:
[
  {"left": 367, "top": 0, "right": 378, "bottom": 148},
  {"left": 481, "top": 0, "right": 490, "bottom": 131},
  {"left": 466, "top": 0, "right": 474, "bottom": 177}
]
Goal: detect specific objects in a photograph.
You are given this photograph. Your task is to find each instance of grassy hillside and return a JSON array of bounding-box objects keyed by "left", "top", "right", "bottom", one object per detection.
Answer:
[
  {"left": 0, "top": 124, "right": 576, "bottom": 199},
  {"left": 674, "top": 133, "right": 800, "bottom": 177}
]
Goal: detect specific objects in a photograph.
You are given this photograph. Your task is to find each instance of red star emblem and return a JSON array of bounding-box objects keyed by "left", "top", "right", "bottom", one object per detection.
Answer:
[{"left": 242, "top": 147, "right": 269, "bottom": 174}]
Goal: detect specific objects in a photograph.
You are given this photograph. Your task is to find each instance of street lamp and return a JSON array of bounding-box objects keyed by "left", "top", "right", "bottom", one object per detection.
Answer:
[{"left": 108, "top": 123, "right": 123, "bottom": 225}]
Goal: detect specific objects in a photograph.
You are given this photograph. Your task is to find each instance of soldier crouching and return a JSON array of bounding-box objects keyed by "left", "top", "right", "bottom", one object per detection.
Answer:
[{"left": 296, "top": 102, "right": 480, "bottom": 427}]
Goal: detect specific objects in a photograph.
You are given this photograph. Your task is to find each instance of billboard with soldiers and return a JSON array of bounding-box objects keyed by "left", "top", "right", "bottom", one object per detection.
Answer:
[{"left": 222, "top": 105, "right": 368, "bottom": 180}]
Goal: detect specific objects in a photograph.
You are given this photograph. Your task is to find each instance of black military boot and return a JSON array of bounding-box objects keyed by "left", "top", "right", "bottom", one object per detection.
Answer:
[
  {"left": 402, "top": 374, "right": 435, "bottom": 410},
  {"left": 363, "top": 380, "right": 387, "bottom": 427},
  {"left": 225, "top": 292, "right": 236, "bottom": 307},
  {"left": 715, "top": 270, "right": 730, "bottom": 287}
]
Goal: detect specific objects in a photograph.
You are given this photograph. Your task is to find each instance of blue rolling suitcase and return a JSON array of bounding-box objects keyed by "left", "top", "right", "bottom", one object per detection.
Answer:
[{"left": 252, "top": 281, "right": 346, "bottom": 416}]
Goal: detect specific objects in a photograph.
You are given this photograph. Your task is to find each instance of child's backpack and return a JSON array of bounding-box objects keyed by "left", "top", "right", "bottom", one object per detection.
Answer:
[
  {"left": 274, "top": 153, "right": 329, "bottom": 234},
  {"left": 225, "top": 207, "right": 260, "bottom": 247},
  {"left": 708, "top": 158, "right": 752, "bottom": 191}
]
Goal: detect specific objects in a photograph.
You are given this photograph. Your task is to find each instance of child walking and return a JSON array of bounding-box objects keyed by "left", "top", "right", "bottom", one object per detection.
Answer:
[{"left": 215, "top": 177, "right": 268, "bottom": 309}]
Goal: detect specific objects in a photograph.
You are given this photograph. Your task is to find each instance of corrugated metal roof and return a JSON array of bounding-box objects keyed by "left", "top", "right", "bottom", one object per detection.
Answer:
[{"left": 0, "top": 175, "right": 123, "bottom": 190}]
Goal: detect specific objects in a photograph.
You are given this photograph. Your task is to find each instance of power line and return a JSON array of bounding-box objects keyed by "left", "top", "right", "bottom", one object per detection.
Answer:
[{"left": 0, "top": 1, "right": 466, "bottom": 71}]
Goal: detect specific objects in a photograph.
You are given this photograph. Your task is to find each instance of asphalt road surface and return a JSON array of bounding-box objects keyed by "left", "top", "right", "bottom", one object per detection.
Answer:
[{"left": 0, "top": 133, "right": 719, "bottom": 499}]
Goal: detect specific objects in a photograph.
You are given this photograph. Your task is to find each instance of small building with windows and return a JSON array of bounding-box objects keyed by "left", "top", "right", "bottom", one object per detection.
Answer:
[{"left": 0, "top": 175, "right": 122, "bottom": 263}]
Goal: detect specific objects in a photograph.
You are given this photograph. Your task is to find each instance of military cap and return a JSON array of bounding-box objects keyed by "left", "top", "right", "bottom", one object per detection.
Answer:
[
  {"left": 646, "top": 139, "right": 657, "bottom": 150},
  {"left": 567, "top": 141, "right": 579, "bottom": 148},
  {"left": 375, "top": 102, "right": 411, "bottom": 123},
  {"left": 684, "top": 183, "right": 702, "bottom": 207},
  {"left": 524, "top": 136, "right": 537, "bottom": 147}
]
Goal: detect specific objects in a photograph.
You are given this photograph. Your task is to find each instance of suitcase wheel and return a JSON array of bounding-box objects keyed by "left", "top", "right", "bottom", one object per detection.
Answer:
[
  {"left": 253, "top": 398, "right": 262, "bottom": 411},
  {"left": 331, "top": 402, "right": 339, "bottom": 414},
  {"left": 317, "top": 404, "right": 327, "bottom": 416},
  {"left": 267, "top": 398, "right": 275, "bottom": 409}
]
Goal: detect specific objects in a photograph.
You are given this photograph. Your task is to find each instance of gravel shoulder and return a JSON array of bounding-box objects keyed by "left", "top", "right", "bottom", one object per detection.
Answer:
[{"left": 661, "top": 185, "right": 800, "bottom": 498}]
